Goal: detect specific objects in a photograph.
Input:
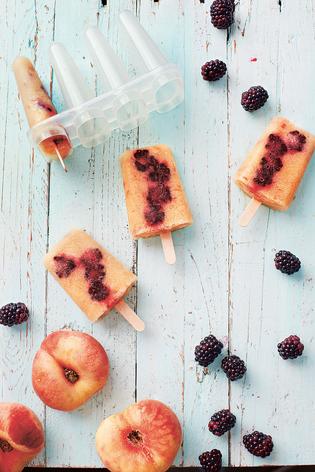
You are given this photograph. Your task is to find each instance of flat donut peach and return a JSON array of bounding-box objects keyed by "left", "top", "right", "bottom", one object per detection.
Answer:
[
  {"left": 32, "top": 330, "right": 109, "bottom": 411},
  {"left": 0, "top": 402, "right": 44, "bottom": 472}
]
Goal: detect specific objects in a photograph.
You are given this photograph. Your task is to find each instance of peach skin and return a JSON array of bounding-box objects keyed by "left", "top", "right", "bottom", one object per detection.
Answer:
[
  {"left": 32, "top": 330, "right": 109, "bottom": 411},
  {"left": 0, "top": 403, "right": 44, "bottom": 472},
  {"left": 96, "top": 399, "right": 182, "bottom": 472}
]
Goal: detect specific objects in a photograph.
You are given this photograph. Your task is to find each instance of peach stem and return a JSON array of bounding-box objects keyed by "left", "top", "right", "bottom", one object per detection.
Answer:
[
  {"left": 239, "top": 198, "right": 261, "bottom": 227},
  {"left": 160, "top": 231, "right": 176, "bottom": 265},
  {"left": 54, "top": 145, "right": 68, "bottom": 172},
  {"left": 115, "top": 300, "right": 145, "bottom": 332}
]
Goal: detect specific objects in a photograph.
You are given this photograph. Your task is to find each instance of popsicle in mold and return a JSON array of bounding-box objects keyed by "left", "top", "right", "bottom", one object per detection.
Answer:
[
  {"left": 235, "top": 117, "right": 315, "bottom": 226},
  {"left": 44, "top": 230, "right": 144, "bottom": 331},
  {"left": 120, "top": 145, "right": 193, "bottom": 264},
  {"left": 12, "top": 57, "right": 72, "bottom": 170}
]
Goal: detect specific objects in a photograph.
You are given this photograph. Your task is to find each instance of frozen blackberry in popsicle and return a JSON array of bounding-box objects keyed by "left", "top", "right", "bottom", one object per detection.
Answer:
[
  {"left": 120, "top": 145, "right": 193, "bottom": 264},
  {"left": 235, "top": 117, "right": 315, "bottom": 225}
]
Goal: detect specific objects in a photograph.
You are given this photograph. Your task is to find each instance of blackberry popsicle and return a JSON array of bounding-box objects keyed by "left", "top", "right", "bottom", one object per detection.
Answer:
[
  {"left": 45, "top": 230, "right": 144, "bottom": 331},
  {"left": 235, "top": 117, "right": 315, "bottom": 225},
  {"left": 120, "top": 145, "right": 193, "bottom": 264},
  {"left": 13, "top": 57, "right": 72, "bottom": 171}
]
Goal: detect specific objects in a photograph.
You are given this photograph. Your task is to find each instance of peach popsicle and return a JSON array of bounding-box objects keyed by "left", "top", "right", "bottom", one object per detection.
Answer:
[
  {"left": 44, "top": 230, "right": 144, "bottom": 331},
  {"left": 120, "top": 145, "right": 193, "bottom": 264},
  {"left": 12, "top": 57, "right": 72, "bottom": 170},
  {"left": 235, "top": 117, "right": 315, "bottom": 225}
]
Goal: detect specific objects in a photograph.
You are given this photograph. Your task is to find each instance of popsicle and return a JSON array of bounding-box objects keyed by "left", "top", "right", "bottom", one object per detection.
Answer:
[
  {"left": 44, "top": 230, "right": 144, "bottom": 331},
  {"left": 12, "top": 56, "right": 72, "bottom": 170},
  {"left": 120, "top": 145, "right": 193, "bottom": 264},
  {"left": 235, "top": 117, "right": 315, "bottom": 225}
]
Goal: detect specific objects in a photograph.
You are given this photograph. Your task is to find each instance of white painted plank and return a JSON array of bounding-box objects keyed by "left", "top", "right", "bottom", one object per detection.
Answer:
[
  {"left": 182, "top": 0, "right": 229, "bottom": 467},
  {"left": 134, "top": 0, "right": 187, "bottom": 467},
  {"left": 0, "top": 0, "right": 57, "bottom": 467},
  {"left": 229, "top": 0, "right": 315, "bottom": 466},
  {"left": 45, "top": 0, "right": 138, "bottom": 468}
]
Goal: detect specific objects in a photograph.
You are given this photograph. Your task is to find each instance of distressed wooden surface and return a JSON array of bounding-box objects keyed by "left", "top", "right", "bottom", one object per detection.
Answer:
[{"left": 1, "top": 0, "right": 315, "bottom": 468}]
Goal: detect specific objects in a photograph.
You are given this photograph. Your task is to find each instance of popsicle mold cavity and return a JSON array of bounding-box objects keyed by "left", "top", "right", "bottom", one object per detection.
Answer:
[
  {"left": 24, "top": 12, "right": 183, "bottom": 160},
  {"left": 235, "top": 117, "right": 315, "bottom": 211}
]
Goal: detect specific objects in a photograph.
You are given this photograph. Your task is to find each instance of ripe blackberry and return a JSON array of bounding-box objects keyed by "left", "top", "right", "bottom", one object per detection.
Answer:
[
  {"left": 210, "top": 0, "right": 235, "bottom": 29},
  {"left": 278, "top": 335, "right": 304, "bottom": 360},
  {"left": 195, "top": 335, "right": 223, "bottom": 367},
  {"left": 274, "top": 250, "right": 301, "bottom": 275},
  {"left": 199, "top": 449, "right": 222, "bottom": 471},
  {"left": 208, "top": 409, "right": 236, "bottom": 436},
  {"left": 201, "top": 60, "right": 227, "bottom": 81},
  {"left": 221, "top": 355, "right": 246, "bottom": 381},
  {"left": 243, "top": 431, "right": 274, "bottom": 458},
  {"left": 0, "top": 303, "right": 29, "bottom": 327},
  {"left": 241, "top": 86, "right": 269, "bottom": 111}
]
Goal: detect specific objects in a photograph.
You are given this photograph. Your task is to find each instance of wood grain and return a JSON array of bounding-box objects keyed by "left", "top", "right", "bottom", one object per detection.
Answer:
[{"left": 1, "top": 0, "right": 315, "bottom": 468}]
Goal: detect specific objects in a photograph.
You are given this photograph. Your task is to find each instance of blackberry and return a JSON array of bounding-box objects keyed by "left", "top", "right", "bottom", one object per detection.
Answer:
[
  {"left": 287, "top": 130, "right": 306, "bottom": 152},
  {"left": 88, "top": 280, "right": 109, "bottom": 301},
  {"left": 201, "top": 60, "right": 227, "bottom": 82},
  {"left": 195, "top": 335, "right": 223, "bottom": 367},
  {"left": 241, "top": 86, "right": 269, "bottom": 111},
  {"left": 199, "top": 449, "right": 222, "bottom": 472},
  {"left": 134, "top": 149, "right": 149, "bottom": 159},
  {"left": 278, "top": 335, "right": 304, "bottom": 360},
  {"left": 144, "top": 208, "right": 165, "bottom": 225},
  {"left": 0, "top": 303, "right": 29, "bottom": 327},
  {"left": 274, "top": 250, "right": 301, "bottom": 275},
  {"left": 221, "top": 355, "right": 246, "bottom": 381},
  {"left": 243, "top": 431, "right": 274, "bottom": 458},
  {"left": 54, "top": 255, "right": 76, "bottom": 278},
  {"left": 208, "top": 409, "right": 236, "bottom": 436},
  {"left": 210, "top": 0, "right": 235, "bottom": 29}
]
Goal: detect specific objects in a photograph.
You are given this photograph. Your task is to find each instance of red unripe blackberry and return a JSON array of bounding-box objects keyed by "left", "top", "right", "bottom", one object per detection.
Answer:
[
  {"left": 243, "top": 431, "right": 274, "bottom": 458},
  {"left": 210, "top": 0, "right": 235, "bottom": 29},
  {"left": 0, "top": 303, "right": 29, "bottom": 327},
  {"left": 241, "top": 86, "right": 269, "bottom": 111},
  {"left": 195, "top": 335, "right": 223, "bottom": 367},
  {"left": 199, "top": 449, "right": 222, "bottom": 471},
  {"left": 208, "top": 409, "right": 236, "bottom": 436},
  {"left": 274, "top": 250, "right": 301, "bottom": 275},
  {"left": 278, "top": 335, "right": 304, "bottom": 360},
  {"left": 201, "top": 60, "right": 227, "bottom": 81},
  {"left": 221, "top": 355, "right": 246, "bottom": 381}
]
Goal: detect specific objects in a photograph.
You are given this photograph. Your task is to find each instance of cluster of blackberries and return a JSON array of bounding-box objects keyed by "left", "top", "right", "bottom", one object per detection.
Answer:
[
  {"left": 195, "top": 334, "right": 247, "bottom": 381},
  {"left": 202, "top": 1, "right": 270, "bottom": 112},
  {"left": 200, "top": 408, "right": 273, "bottom": 470}
]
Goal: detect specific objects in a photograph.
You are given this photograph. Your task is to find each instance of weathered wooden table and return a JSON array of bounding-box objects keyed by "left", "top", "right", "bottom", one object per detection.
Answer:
[{"left": 1, "top": 0, "right": 315, "bottom": 468}]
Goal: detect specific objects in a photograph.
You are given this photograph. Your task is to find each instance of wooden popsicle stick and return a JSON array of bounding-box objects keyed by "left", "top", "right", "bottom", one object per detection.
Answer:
[
  {"left": 239, "top": 198, "right": 261, "bottom": 227},
  {"left": 115, "top": 300, "right": 145, "bottom": 332},
  {"left": 54, "top": 145, "right": 68, "bottom": 172},
  {"left": 160, "top": 231, "right": 176, "bottom": 265}
]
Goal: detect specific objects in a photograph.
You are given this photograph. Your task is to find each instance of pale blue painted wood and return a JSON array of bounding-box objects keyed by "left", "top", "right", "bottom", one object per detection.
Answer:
[
  {"left": 1, "top": 0, "right": 315, "bottom": 468},
  {"left": 0, "top": 0, "right": 57, "bottom": 467},
  {"left": 229, "top": 0, "right": 315, "bottom": 466},
  {"left": 181, "top": 0, "right": 230, "bottom": 467},
  {"left": 46, "top": 0, "right": 138, "bottom": 468}
]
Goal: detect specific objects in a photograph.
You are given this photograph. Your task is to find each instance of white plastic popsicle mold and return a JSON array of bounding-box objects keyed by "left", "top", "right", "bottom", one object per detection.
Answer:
[{"left": 28, "top": 10, "right": 184, "bottom": 157}]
